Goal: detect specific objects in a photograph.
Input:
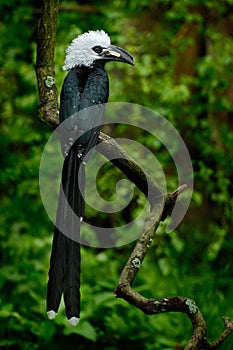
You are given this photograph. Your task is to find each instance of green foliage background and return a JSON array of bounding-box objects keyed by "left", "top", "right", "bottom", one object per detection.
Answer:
[{"left": 0, "top": 0, "right": 233, "bottom": 349}]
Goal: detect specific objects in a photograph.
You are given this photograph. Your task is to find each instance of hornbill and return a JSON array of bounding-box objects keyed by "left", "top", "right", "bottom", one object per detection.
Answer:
[{"left": 46, "top": 30, "right": 134, "bottom": 326}]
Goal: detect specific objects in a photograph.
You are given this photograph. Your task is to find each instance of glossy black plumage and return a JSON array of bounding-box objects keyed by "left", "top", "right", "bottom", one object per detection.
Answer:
[
  {"left": 47, "top": 63, "right": 109, "bottom": 321},
  {"left": 46, "top": 30, "right": 133, "bottom": 324}
]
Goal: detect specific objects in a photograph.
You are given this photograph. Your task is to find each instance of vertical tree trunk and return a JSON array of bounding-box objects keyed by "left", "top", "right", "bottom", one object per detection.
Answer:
[{"left": 36, "top": 0, "right": 59, "bottom": 127}]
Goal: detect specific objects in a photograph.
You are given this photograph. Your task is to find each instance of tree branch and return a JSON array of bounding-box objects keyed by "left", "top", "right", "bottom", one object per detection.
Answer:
[
  {"left": 36, "top": 0, "right": 59, "bottom": 127},
  {"left": 98, "top": 132, "right": 163, "bottom": 205},
  {"left": 35, "top": 2, "right": 233, "bottom": 348},
  {"left": 113, "top": 204, "right": 232, "bottom": 349},
  {"left": 202, "top": 317, "right": 233, "bottom": 349}
]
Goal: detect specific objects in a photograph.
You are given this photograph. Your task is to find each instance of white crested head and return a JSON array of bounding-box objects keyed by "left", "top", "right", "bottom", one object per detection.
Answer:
[{"left": 62, "top": 30, "right": 111, "bottom": 70}]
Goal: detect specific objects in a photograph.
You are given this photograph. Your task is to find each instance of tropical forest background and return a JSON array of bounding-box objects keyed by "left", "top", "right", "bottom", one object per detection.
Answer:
[{"left": 0, "top": 0, "right": 233, "bottom": 349}]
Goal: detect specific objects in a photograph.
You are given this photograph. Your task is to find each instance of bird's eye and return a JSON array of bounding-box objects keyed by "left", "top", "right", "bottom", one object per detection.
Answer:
[{"left": 92, "top": 46, "right": 103, "bottom": 54}]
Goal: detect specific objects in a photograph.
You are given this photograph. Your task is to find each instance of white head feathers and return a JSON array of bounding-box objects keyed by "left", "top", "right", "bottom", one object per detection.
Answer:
[{"left": 62, "top": 30, "right": 111, "bottom": 70}]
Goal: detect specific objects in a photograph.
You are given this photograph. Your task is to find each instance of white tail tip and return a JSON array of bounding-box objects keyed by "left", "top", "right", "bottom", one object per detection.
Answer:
[
  {"left": 80, "top": 216, "right": 83, "bottom": 222},
  {"left": 47, "top": 310, "right": 57, "bottom": 320},
  {"left": 68, "top": 316, "right": 80, "bottom": 326}
]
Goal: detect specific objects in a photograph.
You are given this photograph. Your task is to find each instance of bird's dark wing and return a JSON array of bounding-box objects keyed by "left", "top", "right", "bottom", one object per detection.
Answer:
[
  {"left": 59, "top": 69, "right": 82, "bottom": 157},
  {"left": 76, "top": 67, "right": 109, "bottom": 161},
  {"left": 47, "top": 66, "right": 109, "bottom": 324},
  {"left": 59, "top": 69, "right": 82, "bottom": 124},
  {"left": 59, "top": 68, "right": 109, "bottom": 158}
]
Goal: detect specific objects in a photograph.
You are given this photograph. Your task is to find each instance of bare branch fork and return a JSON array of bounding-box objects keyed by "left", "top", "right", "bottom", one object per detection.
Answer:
[{"left": 36, "top": 1, "right": 233, "bottom": 349}]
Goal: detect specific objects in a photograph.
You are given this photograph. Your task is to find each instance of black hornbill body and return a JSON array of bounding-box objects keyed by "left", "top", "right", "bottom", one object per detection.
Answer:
[{"left": 46, "top": 30, "right": 133, "bottom": 325}]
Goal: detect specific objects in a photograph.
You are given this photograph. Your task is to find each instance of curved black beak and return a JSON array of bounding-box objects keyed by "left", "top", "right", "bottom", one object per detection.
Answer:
[{"left": 102, "top": 45, "right": 134, "bottom": 66}]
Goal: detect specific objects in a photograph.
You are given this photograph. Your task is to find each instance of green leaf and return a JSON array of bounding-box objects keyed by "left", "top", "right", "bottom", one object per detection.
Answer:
[{"left": 64, "top": 320, "right": 97, "bottom": 342}]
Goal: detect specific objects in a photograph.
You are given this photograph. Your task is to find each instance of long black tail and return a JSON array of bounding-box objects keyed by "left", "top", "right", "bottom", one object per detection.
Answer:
[{"left": 47, "top": 146, "right": 84, "bottom": 325}]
